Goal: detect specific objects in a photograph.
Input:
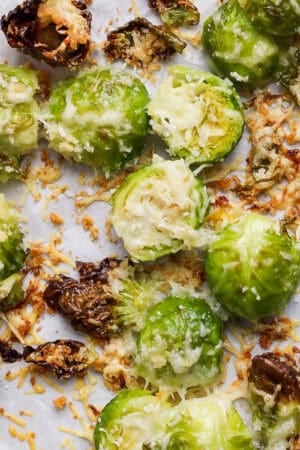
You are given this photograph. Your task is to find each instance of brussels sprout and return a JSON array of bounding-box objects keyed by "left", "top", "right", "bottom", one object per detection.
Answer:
[
  {"left": 94, "top": 390, "right": 255, "bottom": 450},
  {"left": 42, "top": 68, "right": 149, "bottom": 174},
  {"left": 202, "top": 0, "right": 279, "bottom": 88},
  {"left": 275, "top": 41, "right": 300, "bottom": 104},
  {"left": 0, "top": 194, "right": 26, "bottom": 310},
  {"left": 240, "top": 0, "right": 300, "bottom": 37},
  {"left": 135, "top": 295, "right": 223, "bottom": 389},
  {"left": 149, "top": 0, "right": 200, "bottom": 27},
  {"left": 111, "top": 156, "right": 209, "bottom": 261},
  {"left": 148, "top": 66, "right": 244, "bottom": 164},
  {"left": 104, "top": 18, "right": 186, "bottom": 69},
  {"left": 0, "top": 153, "right": 23, "bottom": 184},
  {"left": 1, "top": 0, "right": 91, "bottom": 67},
  {"left": 0, "top": 64, "right": 39, "bottom": 157},
  {"left": 248, "top": 352, "right": 300, "bottom": 449},
  {"left": 205, "top": 213, "right": 300, "bottom": 321}
]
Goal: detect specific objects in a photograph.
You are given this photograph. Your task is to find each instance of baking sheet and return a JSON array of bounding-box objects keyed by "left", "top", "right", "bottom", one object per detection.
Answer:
[{"left": 0, "top": 1, "right": 299, "bottom": 449}]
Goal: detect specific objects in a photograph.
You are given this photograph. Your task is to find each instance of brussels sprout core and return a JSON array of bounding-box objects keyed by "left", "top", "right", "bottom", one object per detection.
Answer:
[
  {"left": 135, "top": 296, "right": 223, "bottom": 389},
  {"left": 42, "top": 68, "right": 150, "bottom": 174},
  {"left": 111, "top": 156, "right": 209, "bottom": 261},
  {"left": 0, "top": 194, "right": 26, "bottom": 310},
  {"left": 148, "top": 66, "right": 244, "bottom": 164},
  {"left": 0, "top": 64, "right": 39, "bottom": 157},
  {"left": 205, "top": 213, "right": 300, "bottom": 320},
  {"left": 202, "top": 0, "right": 279, "bottom": 88}
]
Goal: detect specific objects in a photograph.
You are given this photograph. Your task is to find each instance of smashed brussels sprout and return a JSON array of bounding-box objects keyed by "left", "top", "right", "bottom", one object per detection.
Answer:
[
  {"left": 149, "top": 0, "right": 200, "bottom": 27},
  {"left": 0, "top": 64, "right": 39, "bottom": 157},
  {"left": 1, "top": 0, "right": 91, "bottom": 67},
  {"left": 205, "top": 213, "right": 300, "bottom": 321},
  {"left": 104, "top": 18, "right": 186, "bottom": 69},
  {"left": 111, "top": 156, "right": 209, "bottom": 261},
  {"left": 135, "top": 296, "right": 223, "bottom": 389},
  {"left": 0, "top": 194, "right": 26, "bottom": 310},
  {"left": 202, "top": 0, "right": 279, "bottom": 88},
  {"left": 240, "top": 0, "right": 300, "bottom": 37},
  {"left": 94, "top": 390, "right": 255, "bottom": 450},
  {"left": 42, "top": 68, "right": 149, "bottom": 174},
  {"left": 248, "top": 352, "right": 300, "bottom": 449},
  {"left": 148, "top": 66, "right": 244, "bottom": 164}
]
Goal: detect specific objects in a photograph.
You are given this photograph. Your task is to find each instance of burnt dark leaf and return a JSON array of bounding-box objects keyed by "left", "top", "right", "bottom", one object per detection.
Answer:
[
  {"left": 23, "top": 339, "right": 92, "bottom": 379},
  {"left": 149, "top": 0, "right": 200, "bottom": 27},
  {"left": 0, "top": 340, "right": 23, "bottom": 362},
  {"left": 1, "top": 0, "right": 91, "bottom": 67},
  {"left": 104, "top": 17, "right": 186, "bottom": 69}
]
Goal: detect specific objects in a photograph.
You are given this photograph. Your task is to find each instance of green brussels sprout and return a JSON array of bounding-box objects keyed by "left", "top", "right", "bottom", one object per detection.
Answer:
[
  {"left": 148, "top": 66, "right": 244, "bottom": 164},
  {"left": 202, "top": 0, "right": 279, "bottom": 88},
  {"left": 94, "top": 390, "right": 255, "bottom": 450},
  {"left": 149, "top": 0, "right": 200, "bottom": 27},
  {"left": 205, "top": 213, "right": 300, "bottom": 321},
  {"left": 42, "top": 68, "right": 149, "bottom": 175},
  {"left": 135, "top": 296, "right": 223, "bottom": 389},
  {"left": 111, "top": 156, "right": 209, "bottom": 261},
  {"left": 0, "top": 64, "right": 39, "bottom": 157},
  {"left": 275, "top": 39, "right": 300, "bottom": 104},
  {"left": 240, "top": 0, "right": 300, "bottom": 37},
  {"left": 248, "top": 353, "right": 300, "bottom": 449},
  {"left": 0, "top": 153, "right": 23, "bottom": 184},
  {"left": 0, "top": 194, "right": 26, "bottom": 310}
]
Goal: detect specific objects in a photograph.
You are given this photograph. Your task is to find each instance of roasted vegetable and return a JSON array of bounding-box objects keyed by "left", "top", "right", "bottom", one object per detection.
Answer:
[
  {"left": 42, "top": 67, "right": 149, "bottom": 174},
  {"left": 1, "top": 0, "right": 91, "bottom": 67},
  {"left": 149, "top": 0, "right": 200, "bottom": 27},
  {"left": 240, "top": 0, "right": 300, "bottom": 37},
  {"left": 248, "top": 352, "right": 300, "bottom": 449},
  {"left": 276, "top": 41, "right": 300, "bottom": 104},
  {"left": 202, "top": 0, "right": 279, "bottom": 88},
  {"left": 94, "top": 389, "right": 255, "bottom": 450},
  {"left": 135, "top": 296, "right": 223, "bottom": 389},
  {"left": 0, "top": 194, "right": 26, "bottom": 310},
  {"left": 112, "top": 156, "right": 209, "bottom": 261},
  {"left": 0, "top": 153, "right": 23, "bottom": 184},
  {"left": 148, "top": 66, "right": 244, "bottom": 165},
  {"left": 0, "top": 339, "right": 94, "bottom": 379},
  {"left": 0, "top": 64, "right": 39, "bottom": 158},
  {"left": 43, "top": 255, "right": 204, "bottom": 340},
  {"left": 205, "top": 213, "right": 300, "bottom": 321},
  {"left": 104, "top": 18, "right": 186, "bottom": 69}
]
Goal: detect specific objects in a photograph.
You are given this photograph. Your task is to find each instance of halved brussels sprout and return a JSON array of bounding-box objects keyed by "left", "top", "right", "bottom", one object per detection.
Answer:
[
  {"left": 42, "top": 68, "right": 149, "bottom": 174},
  {"left": 240, "top": 0, "right": 300, "bottom": 37},
  {"left": 1, "top": 0, "right": 91, "bottom": 67},
  {"left": 111, "top": 156, "right": 209, "bottom": 261},
  {"left": 0, "top": 194, "right": 26, "bottom": 310},
  {"left": 205, "top": 213, "right": 300, "bottom": 321},
  {"left": 0, "top": 64, "right": 39, "bottom": 157},
  {"left": 104, "top": 18, "right": 186, "bottom": 69},
  {"left": 0, "top": 153, "right": 23, "bottom": 184},
  {"left": 202, "top": 0, "right": 279, "bottom": 88},
  {"left": 94, "top": 390, "right": 255, "bottom": 450},
  {"left": 135, "top": 295, "right": 223, "bottom": 389},
  {"left": 149, "top": 0, "right": 200, "bottom": 27},
  {"left": 148, "top": 66, "right": 244, "bottom": 164},
  {"left": 275, "top": 39, "right": 300, "bottom": 104}
]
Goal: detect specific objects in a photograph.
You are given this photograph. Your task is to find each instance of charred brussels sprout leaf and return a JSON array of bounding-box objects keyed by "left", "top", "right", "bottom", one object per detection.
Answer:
[
  {"left": 202, "top": 0, "right": 279, "bottom": 88},
  {"left": 23, "top": 340, "right": 94, "bottom": 379},
  {"left": 241, "top": 0, "right": 300, "bottom": 37},
  {"left": 42, "top": 68, "right": 149, "bottom": 174},
  {"left": 111, "top": 156, "right": 209, "bottom": 261},
  {"left": 0, "top": 153, "right": 23, "bottom": 184},
  {"left": 135, "top": 296, "right": 223, "bottom": 389},
  {"left": 205, "top": 213, "right": 300, "bottom": 321},
  {"left": 149, "top": 0, "right": 200, "bottom": 27},
  {"left": 275, "top": 40, "right": 300, "bottom": 104},
  {"left": 0, "top": 64, "right": 39, "bottom": 157},
  {"left": 1, "top": 0, "right": 91, "bottom": 67},
  {"left": 104, "top": 18, "right": 186, "bottom": 69},
  {"left": 248, "top": 352, "right": 300, "bottom": 449},
  {"left": 94, "top": 390, "right": 255, "bottom": 450},
  {"left": 0, "top": 194, "right": 26, "bottom": 311},
  {"left": 148, "top": 66, "right": 244, "bottom": 164}
]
